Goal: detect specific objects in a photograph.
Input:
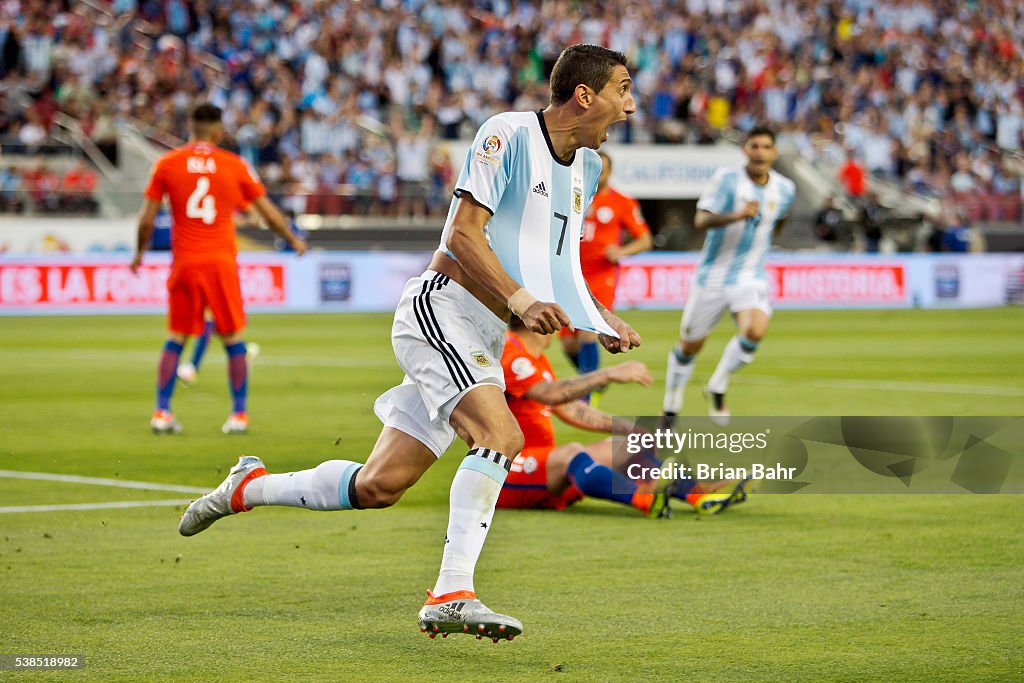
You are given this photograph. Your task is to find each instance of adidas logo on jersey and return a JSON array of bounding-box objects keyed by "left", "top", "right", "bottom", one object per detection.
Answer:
[{"left": 532, "top": 182, "right": 548, "bottom": 197}]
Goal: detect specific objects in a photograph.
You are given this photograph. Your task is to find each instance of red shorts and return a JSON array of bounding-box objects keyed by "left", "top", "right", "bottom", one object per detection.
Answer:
[
  {"left": 496, "top": 445, "right": 585, "bottom": 511},
  {"left": 584, "top": 267, "right": 617, "bottom": 311},
  {"left": 167, "top": 258, "right": 245, "bottom": 336}
]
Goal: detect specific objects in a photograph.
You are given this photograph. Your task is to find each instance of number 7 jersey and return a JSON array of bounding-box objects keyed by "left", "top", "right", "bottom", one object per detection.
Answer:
[
  {"left": 439, "top": 111, "right": 615, "bottom": 335},
  {"left": 144, "top": 142, "right": 266, "bottom": 262}
]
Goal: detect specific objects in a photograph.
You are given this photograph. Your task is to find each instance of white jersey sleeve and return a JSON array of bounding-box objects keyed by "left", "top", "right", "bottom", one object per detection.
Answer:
[
  {"left": 696, "top": 167, "right": 739, "bottom": 215},
  {"left": 452, "top": 116, "right": 520, "bottom": 214}
]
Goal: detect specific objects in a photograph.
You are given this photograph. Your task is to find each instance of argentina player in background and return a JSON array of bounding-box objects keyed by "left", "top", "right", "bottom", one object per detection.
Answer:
[
  {"left": 178, "top": 44, "right": 640, "bottom": 644},
  {"left": 662, "top": 126, "right": 795, "bottom": 426}
]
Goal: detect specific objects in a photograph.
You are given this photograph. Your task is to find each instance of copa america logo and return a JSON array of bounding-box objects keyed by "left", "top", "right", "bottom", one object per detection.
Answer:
[{"left": 482, "top": 135, "right": 502, "bottom": 154}]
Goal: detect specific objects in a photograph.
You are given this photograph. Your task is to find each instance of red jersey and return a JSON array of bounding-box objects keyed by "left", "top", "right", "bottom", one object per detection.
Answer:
[
  {"left": 580, "top": 187, "right": 651, "bottom": 273},
  {"left": 144, "top": 142, "right": 266, "bottom": 262},
  {"left": 501, "top": 332, "right": 557, "bottom": 450}
]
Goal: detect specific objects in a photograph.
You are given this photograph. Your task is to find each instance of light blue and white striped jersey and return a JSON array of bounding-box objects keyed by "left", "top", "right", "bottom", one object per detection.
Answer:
[
  {"left": 438, "top": 111, "right": 615, "bottom": 336},
  {"left": 694, "top": 166, "right": 796, "bottom": 288}
]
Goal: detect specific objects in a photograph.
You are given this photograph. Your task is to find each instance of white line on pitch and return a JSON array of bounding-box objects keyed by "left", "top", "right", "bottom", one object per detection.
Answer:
[
  {"left": 0, "top": 499, "right": 191, "bottom": 514},
  {"left": 0, "top": 470, "right": 208, "bottom": 494},
  {"left": 0, "top": 348, "right": 393, "bottom": 369},
  {"left": 742, "top": 375, "right": 1024, "bottom": 398}
]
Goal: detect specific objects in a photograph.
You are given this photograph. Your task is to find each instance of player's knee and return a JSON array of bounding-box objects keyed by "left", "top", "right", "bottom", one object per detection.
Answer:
[
  {"left": 501, "top": 422, "right": 526, "bottom": 458},
  {"left": 482, "top": 417, "right": 524, "bottom": 458},
  {"left": 741, "top": 328, "right": 765, "bottom": 344},
  {"left": 553, "top": 442, "right": 586, "bottom": 469},
  {"left": 681, "top": 338, "right": 705, "bottom": 355}
]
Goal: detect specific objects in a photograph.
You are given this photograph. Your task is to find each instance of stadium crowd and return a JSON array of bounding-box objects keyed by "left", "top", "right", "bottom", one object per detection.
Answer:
[{"left": 0, "top": 0, "right": 1022, "bottom": 221}]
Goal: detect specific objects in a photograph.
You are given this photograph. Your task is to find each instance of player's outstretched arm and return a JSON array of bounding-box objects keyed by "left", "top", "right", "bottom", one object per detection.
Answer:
[
  {"left": 131, "top": 198, "right": 161, "bottom": 274},
  {"left": 551, "top": 400, "right": 636, "bottom": 436},
  {"left": 448, "top": 195, "right": 570, "bottom": 334},
  {"left": 251, "top": 196, "right": 307, "bottom": 255},
  {"left": 605, "top": 232, "right": 653, "bottom": 263},
  {"left": 522, "top": 361, "right": 651, "bottom": 406}
]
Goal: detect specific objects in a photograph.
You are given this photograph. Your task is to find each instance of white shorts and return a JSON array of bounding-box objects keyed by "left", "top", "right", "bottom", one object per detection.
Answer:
[
  {"left": 681, "top": 280, "right": 772, "bottom": 342},
  {"left": 374, "top": 270, "right": 507, "bottom": 457}
]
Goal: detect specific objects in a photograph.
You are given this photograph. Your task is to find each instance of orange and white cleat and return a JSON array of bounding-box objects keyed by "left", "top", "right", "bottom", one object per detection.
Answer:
[
  {"left": 221, "top": 412, "right": 248, "bottom": 434},
  {"left": 150, "top": 409, "right": 182, "bottom": 434},
  {"left": 417, "top": 590, "right": 522, "bottom": 642},
  {"left": 178, "top": 455, "right": 267, "bottom": 536}
]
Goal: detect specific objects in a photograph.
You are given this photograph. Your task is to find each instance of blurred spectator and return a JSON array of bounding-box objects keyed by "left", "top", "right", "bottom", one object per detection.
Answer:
[
  {"left": 22, "top": 160, "right": 59, "bottom": 213},
  {"left": 59, "top": 159, "right": 100, "bottom": 214},
  {"left": 17, "top": 110, "right": 47, "bottom": 153},
  {"left": 395, "top": 118, "right": 433, "bottom": 219},
  {"left": 814, "top": 196, "right": 845, "bottom": 246},
  {"left": 861, "top": 193, "right": 884, "bottom": 254},
  {"left": 838, "top": 150, "right": 867, "bottom": 200},
  {"left": 929, "top": 212, "right": 983, "bottom": 253},
  {"left": 0, "top": 165, "right": 24, "bottom": 213}
]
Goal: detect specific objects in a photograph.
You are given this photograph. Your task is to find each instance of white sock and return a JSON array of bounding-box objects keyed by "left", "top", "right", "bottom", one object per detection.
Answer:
[
  {"left": 663, "top": 346, "right": 697, "bottom": 414},
  {"left": 707, "top": 336, "right": 756, "bottom": 394},
  {"left": 432, "top": 448, "right": 512, "bottom": 597},
  {"left": 243, "top": 460, "right": 363, "bottom": 510}
]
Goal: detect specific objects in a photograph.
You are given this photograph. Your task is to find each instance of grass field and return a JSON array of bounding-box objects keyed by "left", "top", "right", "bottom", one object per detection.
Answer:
[{"left": 1, "top": 308, "right": 1023, "bottom": 681}]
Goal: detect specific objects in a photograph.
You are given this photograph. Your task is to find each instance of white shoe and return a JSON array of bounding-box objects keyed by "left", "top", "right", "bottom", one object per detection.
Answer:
[
  {"left": 704, "top": 385, "right": 731, "bottom": 427},
  {"left": 176, "top": 362, "right": 197, "bottom": 386},
  {"left": 417, "top": 590, "right": 522, "bottom": 642},
  {"left": 222, "top": 413, "right": 249, "bottom": 434},
  {"left": 178, "top": 455, "right": 267, "bottom": 536},
  {"left": 150, "top": 409, "right": 182, "bottom": 434}
]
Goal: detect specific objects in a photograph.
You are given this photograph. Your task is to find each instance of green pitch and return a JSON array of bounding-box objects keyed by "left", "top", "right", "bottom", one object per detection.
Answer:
[{"left": 1, "top": 309, "right": 1022, "bottom": 681}]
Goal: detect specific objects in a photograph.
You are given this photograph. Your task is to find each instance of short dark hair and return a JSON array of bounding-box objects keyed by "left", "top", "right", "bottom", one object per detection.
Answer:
[
  {"left": 746, "top": 125, "right": 776, "bottom": 143},
  {"left": 191, "top": 103, "right": 223, "bottom": 123},
  {"left": 549, "top": 44, "right": 628, "bottom": 106}
]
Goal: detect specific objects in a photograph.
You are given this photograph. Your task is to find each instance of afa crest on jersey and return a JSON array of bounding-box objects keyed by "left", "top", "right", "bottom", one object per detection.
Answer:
[
  {"left": 470, "top": 351, "right": 492, "bottom": 367},
  {"left": 573, "top": 187, "right": 583, "bottom": 213}
]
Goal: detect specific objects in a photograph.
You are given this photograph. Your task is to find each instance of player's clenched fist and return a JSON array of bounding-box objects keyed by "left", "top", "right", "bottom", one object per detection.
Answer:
[
  {"left": 736, "top": 200, "right": 760, "bottom": 219},
  {"left": 520, "top": 301, "right": 572, "bottom": 335}
]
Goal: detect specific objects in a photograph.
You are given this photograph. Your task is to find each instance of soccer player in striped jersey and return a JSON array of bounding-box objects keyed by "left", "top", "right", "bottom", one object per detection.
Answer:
[
  {"left": 178, "top": 44, "right": 640, "bottom": 643},
  {"left": 662, "top": 126, "right": 796, "bottom": 426}
]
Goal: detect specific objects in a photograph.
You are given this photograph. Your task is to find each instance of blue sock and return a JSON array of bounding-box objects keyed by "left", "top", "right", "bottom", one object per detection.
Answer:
[
  {"left": 578, "top": 340, "right": 599, "bottom": 374},
  {"left": 567, "top": 452, "right": 636, "bottom": 505},
  {"left": 156, "top": 340, "right": 184, "bottom": 411},
  {"left": 671, "top": 476, "right": 697, "bottom": 499},
  {"left": 226, "top": 342, "right": 248, "bottom": 414},
  {"left": 739, "top": 336, "right": 759, "bottom": 353},
  {"left": 673, "top": 345, "right": 695, "bottom": 365},
  {"left": 191, "top": 320, "right": 214, "bottom": 369}
]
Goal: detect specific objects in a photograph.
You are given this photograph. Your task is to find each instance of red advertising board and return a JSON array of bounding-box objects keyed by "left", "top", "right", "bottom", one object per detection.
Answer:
[
  {"left": 615, "top": 260, "right": 907, "bottom": 308},
  {"left": 0, "top": 263, "right": 285, "bottom": 307}
]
